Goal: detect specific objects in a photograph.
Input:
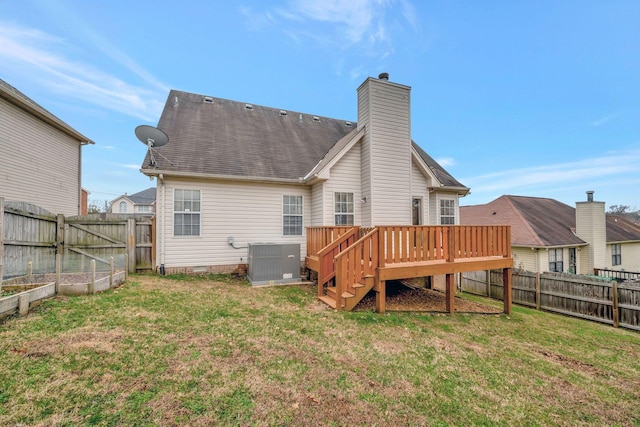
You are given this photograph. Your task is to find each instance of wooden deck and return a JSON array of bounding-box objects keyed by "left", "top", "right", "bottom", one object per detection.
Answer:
[{"left": 305, "top": 225, "right": 513, "bottom": 314}]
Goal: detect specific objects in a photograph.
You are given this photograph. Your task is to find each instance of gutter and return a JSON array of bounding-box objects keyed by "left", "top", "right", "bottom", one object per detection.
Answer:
[{"left": 141, "top": 169, "right": 306, "bottom": 185}]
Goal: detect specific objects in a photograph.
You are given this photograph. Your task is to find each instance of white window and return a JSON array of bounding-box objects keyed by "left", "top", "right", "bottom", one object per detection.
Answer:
[
  {"left": 174, "top": 189, "right": 200, "bottom": 236},
  {"left": 283, "top": 195, "right": 303, "bottom": 236},
  {"left": 119, "top": 201, "right": 127, "bottom": 213},
  {"left": 439, "top": 199, "right": 456, "bottom": 225},
  {"left": 549, "top": 249, "right": 563, "bottom": 272},
  {"left": 612, "top": 244, "right": 621, "bottom": 266},
  {"left": 137, "top": 205, "right": 151, "bottom": 213},
  {"left": 334, "top": 192, "right": 354, "bottom": 226}
]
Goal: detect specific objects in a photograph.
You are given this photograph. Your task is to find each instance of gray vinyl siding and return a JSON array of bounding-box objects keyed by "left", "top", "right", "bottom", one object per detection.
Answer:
[
  {"left": 0, "top": 97, "right": 81, "bottom": 215},
  {"left": 310, "top": 182, "right": 324, "bottom": 226},
  {"left": 410, "top": 161, "right": 430, "bottom": 225},
  {"left": 358, "top": 81, "right": 372, "bottom": 227},
  {"left": 323, "top": 143, "right": 362, "bottom": 225},
  {"left": 358, "top": 78, "right": 412, "bottom": 226},
  {"left": 159, "top": 179, "right": 310, "bottom": 268}
]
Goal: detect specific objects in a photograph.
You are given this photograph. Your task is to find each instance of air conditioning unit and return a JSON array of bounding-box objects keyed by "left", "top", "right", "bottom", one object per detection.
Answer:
[{"left": 247, "top": 243, "right": 301, "bottom": 286}]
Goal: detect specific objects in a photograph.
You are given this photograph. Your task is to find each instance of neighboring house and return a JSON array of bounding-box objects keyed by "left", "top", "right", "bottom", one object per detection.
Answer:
[
  {"left": 460, "top": 192, "right": 640, "bottom": 274},
  {"left": 0, "top": 79, "right": 94, "bottom": 216},
  {"left": 110, "top": 188, "right": 156, "bottom": 214},
  {"left": 141, "top": 73, "right": 469, "bottom": 274}
]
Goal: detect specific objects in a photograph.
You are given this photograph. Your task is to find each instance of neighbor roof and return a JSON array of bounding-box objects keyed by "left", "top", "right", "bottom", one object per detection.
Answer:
[
  {"left": 461, "top": 195, "right": 640, "bottom": 246},
  {"left": 112, "top": 187, "right": 156, "bottom": 205},
  {"left": 0, "top": 79, "right": 94, "bottom": 145},
  {"left": 141, "top": 89, "right": 464, "bottom": 189},
  {"left": 460, "top": 195, "right": 585, "bottom": 247}
]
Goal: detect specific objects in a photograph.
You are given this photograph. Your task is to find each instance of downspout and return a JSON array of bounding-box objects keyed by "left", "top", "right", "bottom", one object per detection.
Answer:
[
  {"left": 159, "top": 174, "right": 166, "bottom": 275},
  {"left": 78, "top": 144, "right": 82, "bottom": 215}
]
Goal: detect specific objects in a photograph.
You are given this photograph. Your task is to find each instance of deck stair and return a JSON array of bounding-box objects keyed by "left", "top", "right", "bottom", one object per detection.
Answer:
[{"left": 306, "top": 225, "right": 514, "bottom": 314}]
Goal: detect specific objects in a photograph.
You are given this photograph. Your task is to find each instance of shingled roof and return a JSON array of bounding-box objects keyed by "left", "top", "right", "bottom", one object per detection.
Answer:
[
  {"left": 461, "top": 195, "right": 640, "bottom": 246},
  {"left": 142, "top": 89, "right": 464, "bottom": 189}
]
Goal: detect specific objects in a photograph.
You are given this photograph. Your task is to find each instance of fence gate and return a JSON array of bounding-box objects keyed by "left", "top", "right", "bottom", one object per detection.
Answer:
[{"left": 63, "top": 215, "right": 154, "bottom": 273}]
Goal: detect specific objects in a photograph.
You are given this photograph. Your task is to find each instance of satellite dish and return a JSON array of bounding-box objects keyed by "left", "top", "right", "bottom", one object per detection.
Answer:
[{"left": 135, "top": 125, "right": 169, "bottom": 167}]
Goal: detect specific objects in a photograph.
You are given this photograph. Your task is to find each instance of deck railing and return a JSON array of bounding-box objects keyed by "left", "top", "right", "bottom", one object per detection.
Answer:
[
  {"left": 376, "top": 225, "right": 511, "bottom": 267},
  {"left": 335, "top": 228, "right": 379, "bottom": 305},
  {"left": 306, "top": 226, "right": 355, "bottom": 258}
]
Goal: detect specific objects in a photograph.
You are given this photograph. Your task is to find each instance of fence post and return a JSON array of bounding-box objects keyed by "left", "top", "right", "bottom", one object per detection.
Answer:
[
  {"left": 110, "top": 256, "right": 114, "bottom": 288},
  {"left": 56, "top": 213, "right": 65, "bottom": 257},
  {"left": 0, "top": 197, "right": 4, "bottom": 293},
  {"left": 486, "top": 269, "right": 490, "bottom": 297},
  {"left": 535, "top": 273, "right": 541, "bottom": 310},
  {"left": 612, "top": 281, "right": 619, "bottom": 328},
  {"left": 19, "top": 294, "right": 29, "bottom": 316},
  {"left": 28, "top": 260, "right": 33, "bottom": 283},
  {"left": 127, "top": 218, "right": 136, "bottom": 274},
  {"left": 125, "top": 253, "right": 129, "bottom": 281},
  {"left": 89, "top": 260, "right": 96, "bottom": 294},
  {"left": 55, "top": 254, "right": 61, "bottom": 294}
]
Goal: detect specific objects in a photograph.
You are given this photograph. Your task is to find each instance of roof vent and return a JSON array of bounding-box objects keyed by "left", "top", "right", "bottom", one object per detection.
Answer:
[
  {"left": 203, "top": 96, "right": 213, "bottom": 103},
  {"left": 345, "top": 121, "right": 352, "bottom": 127},
  {"left": 586, "top": 190, "right": 594, "bottom": 202},
  {"left": 312, "top": 116, "right": 320, "bottom": 122},
  {"left": 279, "top": 110, "right": 288, "bottom": 116},
  {"left": 378, "top": 72, "right": 389, "bottom": 81},
  {"left": 245, "top": 104, "right": 253, "bottom": 110}
]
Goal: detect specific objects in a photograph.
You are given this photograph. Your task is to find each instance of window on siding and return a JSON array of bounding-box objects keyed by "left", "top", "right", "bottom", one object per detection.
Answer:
[
  {"left": 334, "top": 192, "right": 354, "bottom": 226},
  {"left": 283, "top": 195, "right": 303, "bottom": 236},
  {"left": 612, "top": 244, "right": 622, "bottom": 266},
  {"left": 439, "top": 199, "right": 456, "bottom": 225},
  {"left": 137, "top": 205, "right": 151, "bottom": 213},
  {"left": 549, "top": 248, "right": 563, "bottom": 272},
  {"left": 174, "top": 189, "right": 200, "bottom": 236}
]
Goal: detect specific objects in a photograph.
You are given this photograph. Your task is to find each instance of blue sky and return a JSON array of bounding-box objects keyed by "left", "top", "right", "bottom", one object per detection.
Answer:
[{"left": 1, "top": 0, "right": 639, "bottom": 209}]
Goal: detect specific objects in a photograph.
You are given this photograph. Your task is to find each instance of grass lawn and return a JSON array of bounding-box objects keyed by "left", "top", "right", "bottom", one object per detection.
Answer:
[{"left": 1, "top": 274, "right": 639, "bottom": 426}]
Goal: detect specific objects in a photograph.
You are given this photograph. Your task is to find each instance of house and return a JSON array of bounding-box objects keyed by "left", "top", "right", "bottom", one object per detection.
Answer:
[
  {"left": 460, "top": 192, "right": 640, "bottom": 274},
  {"left": 110, "top": 187, "right": 156, "bottom": 215},
  {"left": 140, "top": 73, "right": 471, "bottom": 275},
  {"left": 0, "top": 79, "right": 94, "bottom": 216}
]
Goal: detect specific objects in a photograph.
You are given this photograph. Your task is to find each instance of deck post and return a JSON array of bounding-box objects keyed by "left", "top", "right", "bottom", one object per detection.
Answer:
[
  {"left": 445, "top": 273, "right": 455, "bottom": 314},
  {"left": 503, "top": 268, "right": 512, "bottom": 315},
  {"left": 375, "top": 280, "right": 386, "bottom": 314}
]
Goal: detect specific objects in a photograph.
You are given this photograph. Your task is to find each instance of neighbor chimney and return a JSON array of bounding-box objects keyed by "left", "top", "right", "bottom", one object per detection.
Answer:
[
  {"left": 586, "top": 190, "right": 594, "bottom": 202},
  {"left": 575, "top": 192, "right": 606, "bottom": 274}
]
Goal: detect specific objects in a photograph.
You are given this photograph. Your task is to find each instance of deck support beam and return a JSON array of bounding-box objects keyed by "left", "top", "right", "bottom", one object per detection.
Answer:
[
  {"left": 375, "top": 280, "right": 386, "bottom": 314},
  {"left": 503, "top": 267, "right": 512, "bottom": 315},
  {"left": 445, "top": 273, "right": 455, "bottom": 314}
]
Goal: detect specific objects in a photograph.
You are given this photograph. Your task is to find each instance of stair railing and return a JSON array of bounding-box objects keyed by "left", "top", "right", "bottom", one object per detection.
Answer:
[
  {"left": 316, "top": 227, "right": 359, "bottom": 296},
  {"left": 334, "top": 228, "right": 379, "bottom": 308}
]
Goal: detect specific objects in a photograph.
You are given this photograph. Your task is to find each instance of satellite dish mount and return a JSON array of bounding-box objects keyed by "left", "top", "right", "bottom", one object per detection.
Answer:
[{"left": 135, "top": 125, "right": 169, "bottom": 167}]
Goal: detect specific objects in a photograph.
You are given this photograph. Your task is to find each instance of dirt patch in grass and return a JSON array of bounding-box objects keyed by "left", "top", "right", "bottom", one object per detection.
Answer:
[{"left": 354, "top": 280, "right": 502, "bottom": 313}]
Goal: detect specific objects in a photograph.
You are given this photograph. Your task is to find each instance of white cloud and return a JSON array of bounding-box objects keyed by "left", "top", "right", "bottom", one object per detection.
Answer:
[
  {"left": 436, "top": 157, "right": 456, "bottom": 167},
  {"left": 0, "top": 22, "right": 164, "bottom": 122},
  {"left": 121, "top": 164, "right": 143, "bottom": 170},
  {"left": 462, "top": 148, "right": 640, "bottom": 196}
]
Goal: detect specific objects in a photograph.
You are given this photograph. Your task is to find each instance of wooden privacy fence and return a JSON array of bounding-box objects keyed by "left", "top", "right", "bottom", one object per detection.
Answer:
[
  {"left": 1, "top": 198, "right": 154, "bottom": 281},
  {"left": 461, "top": 270, "right": 640, "bottom": 332}
]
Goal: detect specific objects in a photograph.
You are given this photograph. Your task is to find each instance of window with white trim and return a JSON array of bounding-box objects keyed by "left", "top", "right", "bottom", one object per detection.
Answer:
[
  {"left": 549, "top": 248, "right": 563, "bottom": 272},
  {"left": 174, "top": 189, "right": 200, "bottom": 236},
  {"left": 137, "top": 205, "right": 151, "bottom": 213},
  {"left": 334, "top": 192, "right": 354, "bottom": 226},
  {"left": 119, "top": 201, "right": 127, "bottom": 213},
  {"left": 612, "top": 244, "right": 621, "bottom": 266},
  {"left": 439, "top": 199, "right": 456, "bottom": 225},
  {"left": 283, "top": 195, "right": 303, "bottom": 236}
]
